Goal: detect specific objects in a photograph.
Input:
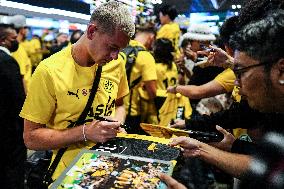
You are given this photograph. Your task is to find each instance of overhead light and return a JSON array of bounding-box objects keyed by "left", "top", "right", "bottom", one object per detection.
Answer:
[
  {"left": 234, "top": 12, "right": 239, "bottom": 16},
  {"left": 0, "top": 0, "right": 90, "bottom": 21},
  {"left": 232, "top": 5, "right": 236, "bottom": 9},
  {"left": 237, "top": 5, "right": 242, "bottom": 9}
]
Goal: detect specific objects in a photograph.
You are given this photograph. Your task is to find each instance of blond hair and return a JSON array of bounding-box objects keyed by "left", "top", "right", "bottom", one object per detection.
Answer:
[{"left": 90, "top": 1, "right": 135, "bottom": 38}]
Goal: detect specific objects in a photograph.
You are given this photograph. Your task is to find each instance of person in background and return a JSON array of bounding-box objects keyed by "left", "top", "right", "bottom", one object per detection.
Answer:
[
  {"left": 49, "top": 32, "right": 69, "bottom": 55},
  {"left": 122, "top": 26, "right": 157, "bottom": 134},
  {"left": 70, "top": 30, "right": 84, "bottom": 44},
  {"left": 7, "top": 15, "right": 32, "bottom": 93},
  {"left": 156, "top": 4, "right": 181, "bottom": 55},
  {"left": 20, "top": 1, "right": 135, "bottom": 182},
  {"left": 0, "top": 23, "right": 26, "bottom": 189},
  {"left": 160, "top": 9, "right": 284, "bottom": 189}
]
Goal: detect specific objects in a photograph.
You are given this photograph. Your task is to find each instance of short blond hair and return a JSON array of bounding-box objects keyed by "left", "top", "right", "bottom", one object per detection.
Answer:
[{"left": 90, "top": 1, "right": 135, "bottom": 38}]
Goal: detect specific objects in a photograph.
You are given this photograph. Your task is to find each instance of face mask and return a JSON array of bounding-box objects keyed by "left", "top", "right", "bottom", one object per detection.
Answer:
[{"left": 9, "top": 40, "right": 19, "bottom": 52}]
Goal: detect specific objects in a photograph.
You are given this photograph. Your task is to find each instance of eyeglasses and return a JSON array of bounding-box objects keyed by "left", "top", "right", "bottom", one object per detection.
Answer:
[{"left": 233, "top": 61, "right": 269, "bottom": 79}]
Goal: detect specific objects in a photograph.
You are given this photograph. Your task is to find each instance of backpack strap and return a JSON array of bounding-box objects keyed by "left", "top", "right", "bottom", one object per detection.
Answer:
[{"left": 122, "top": 45, "right": 145, "bottom": 88}]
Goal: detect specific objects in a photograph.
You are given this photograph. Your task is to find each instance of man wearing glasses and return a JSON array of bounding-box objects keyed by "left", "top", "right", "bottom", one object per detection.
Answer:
[{"left": 160, "top": 9, "right": 284, "bottom": 189}]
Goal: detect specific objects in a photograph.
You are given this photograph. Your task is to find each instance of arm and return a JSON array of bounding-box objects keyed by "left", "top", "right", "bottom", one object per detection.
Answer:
[
  {"left": 23, "top": 119, "right": 121, "bottom": 150},
  {"left": 144, "top": 80, "right": 157, "bottom": 99},
  {"left": 167, "top": 80, "right": 226, "bottom": 99},
  {"left": 115, "top": 97, "right": 126, "bottom": 123},
  {"left": 170, "top": 136, "right": 252, "bottom": 178}
]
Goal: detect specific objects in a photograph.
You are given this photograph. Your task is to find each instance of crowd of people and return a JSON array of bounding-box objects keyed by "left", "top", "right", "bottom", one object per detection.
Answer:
[{"left": 1, "top": 0, "right": 284, "bottom": 188}]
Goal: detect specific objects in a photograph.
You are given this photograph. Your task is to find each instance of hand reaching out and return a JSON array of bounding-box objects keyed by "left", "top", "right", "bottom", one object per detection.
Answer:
[{"left": 209, "top": 125, "right": 235, "bottom": 151}]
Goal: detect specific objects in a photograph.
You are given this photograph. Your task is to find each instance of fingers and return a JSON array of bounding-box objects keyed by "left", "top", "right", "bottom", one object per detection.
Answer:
[
  {"left": 159, "top": 173, "right": 187, "bottom": 189},
  {"left": 216, "top": 125, "right": 230, "bottom": 136},
  {"left": 170, "top": 136, "right": 190, "bottom": 147}
]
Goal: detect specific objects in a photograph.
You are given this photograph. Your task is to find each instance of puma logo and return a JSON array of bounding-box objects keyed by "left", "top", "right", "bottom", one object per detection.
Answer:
[{"left": 67, "top": 89, "right": 79, "bottom": 99}]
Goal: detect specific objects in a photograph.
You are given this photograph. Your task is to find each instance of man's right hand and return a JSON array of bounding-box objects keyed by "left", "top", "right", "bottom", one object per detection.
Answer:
[{"left": 85, "top": 120, "right": 120, "bottom": 143}]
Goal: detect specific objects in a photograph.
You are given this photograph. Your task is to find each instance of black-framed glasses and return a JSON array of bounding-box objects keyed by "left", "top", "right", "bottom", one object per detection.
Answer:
[{"left": 233, "top": 61, "right": 269, "bottom": 79}]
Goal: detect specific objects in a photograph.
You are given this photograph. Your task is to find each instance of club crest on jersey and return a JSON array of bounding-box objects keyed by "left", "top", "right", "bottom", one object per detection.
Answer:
[
  {"left": 104, "top": 80, "right": 114, "bottom": 93},
  {"left": 82, "top": 89, "right": 88, "bottom": 96}
]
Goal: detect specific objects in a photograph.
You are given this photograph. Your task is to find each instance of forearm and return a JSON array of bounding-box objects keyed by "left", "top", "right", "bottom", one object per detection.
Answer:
[
  {"left": 199, "top": 143, "right": 252, "bottom": 178},
  {"left": 115, "top": 105, "right": 126, "bottom": 123},
  {"left": 24, "top": 121, "right": 85, "bottom": 150},
  {"left": 176, "top": 85, "right": 201, "bottom": 99}
]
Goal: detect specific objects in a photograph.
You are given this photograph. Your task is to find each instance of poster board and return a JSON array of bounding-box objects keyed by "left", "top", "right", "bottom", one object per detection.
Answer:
[{"left": 51, "top": 150, "right": 174, "bottom": 189}]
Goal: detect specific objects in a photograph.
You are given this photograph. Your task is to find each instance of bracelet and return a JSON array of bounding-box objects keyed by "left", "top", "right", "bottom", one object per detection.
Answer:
[{"left": 82, "top": 124, "right": 87, "bottom": 142}]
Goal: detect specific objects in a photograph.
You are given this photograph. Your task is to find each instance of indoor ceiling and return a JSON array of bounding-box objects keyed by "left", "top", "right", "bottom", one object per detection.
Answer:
[{"left": 155, "top": 0, "right": 245, "bottom": 14}]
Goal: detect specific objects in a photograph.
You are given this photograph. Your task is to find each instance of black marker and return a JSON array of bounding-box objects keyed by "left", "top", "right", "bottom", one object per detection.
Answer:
[{"left": 94, "top": 116, "right": 127, "bottom": 128}]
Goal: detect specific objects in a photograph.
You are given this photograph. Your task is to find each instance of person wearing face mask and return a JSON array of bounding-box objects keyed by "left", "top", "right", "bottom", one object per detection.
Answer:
[
  {"left": 7, "top": 15, "right": 32, "bottom": 93},
  {"left": 0, "top": 23, "right": 26, "bottom": 189}
]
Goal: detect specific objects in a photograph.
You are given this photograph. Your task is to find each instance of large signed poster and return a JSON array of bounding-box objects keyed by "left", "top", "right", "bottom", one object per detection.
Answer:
[{"left": 51, "top": 150, "right": 174, "bottom": 189}]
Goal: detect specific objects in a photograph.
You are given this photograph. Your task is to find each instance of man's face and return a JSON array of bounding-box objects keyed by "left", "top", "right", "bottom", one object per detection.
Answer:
[
  {"left": 57, "top": 34, "right": 68, "bottom": 44},
  {"left": 3, "top": 28, "right": 18, "bottom": 52},
  {"left": 159, "top": 12, "right": 167, "bottom": 25},
  {"left": 87, "top": 24, "right": 129, "bottom": 66},
  {"left": 234, "top": 51, "right": 279, "bottom": 112}
]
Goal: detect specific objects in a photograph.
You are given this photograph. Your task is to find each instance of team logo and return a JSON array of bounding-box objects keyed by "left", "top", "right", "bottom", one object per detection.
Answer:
[
  {"left": 104, "top": 80, "right": 114, "bottom": 93},
  {"left": 67, "top": 89, "right": 79, "bottom": 99}
]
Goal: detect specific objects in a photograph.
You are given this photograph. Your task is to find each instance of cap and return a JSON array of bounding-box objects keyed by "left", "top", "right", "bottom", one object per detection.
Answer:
[{"left": 6, "top": 15, "right": 27, "bottom": 28}]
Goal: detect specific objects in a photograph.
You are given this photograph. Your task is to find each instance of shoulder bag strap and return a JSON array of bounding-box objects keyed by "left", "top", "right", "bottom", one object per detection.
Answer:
[{"left": 43, "top": 65, "right": 102, "bottom": 186}]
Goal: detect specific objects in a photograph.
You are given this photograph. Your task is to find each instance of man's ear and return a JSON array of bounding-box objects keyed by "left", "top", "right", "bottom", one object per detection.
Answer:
[{"left": 86, "top": 23, "right": 98, "bottom": 40}]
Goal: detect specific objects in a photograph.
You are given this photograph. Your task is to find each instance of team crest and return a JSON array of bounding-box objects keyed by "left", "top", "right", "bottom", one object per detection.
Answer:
[{"left": 104, "top": 80, "right": 114, "bottom": 93}]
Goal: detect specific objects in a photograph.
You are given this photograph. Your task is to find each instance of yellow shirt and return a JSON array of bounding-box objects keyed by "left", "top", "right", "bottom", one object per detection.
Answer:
[
  {"left": 214, "top": 68, "right": 235, "bottom": 92},
  {"left": 20, "top": 45, "right": 129, "bottom": 179},
  {"left": 122, "top": 40, "right": 157, "bottom": 116},
  {"left": 156, "top": 22, "right": 181, "bottom": 54},
  {"left": 155, "top": 63, "right": 178, "bottom": 91},
  {"left": 28, "top": 38, "right": 43, "bottom": 67},
  {"left": 12, "top": 42, "right": 32, "bottom": 90},
  {"left": 143, "top": 62, "right": 180, "bottom": 124},
  {"left": 213, "top": 68, "right": 241, "bottom": 102}
]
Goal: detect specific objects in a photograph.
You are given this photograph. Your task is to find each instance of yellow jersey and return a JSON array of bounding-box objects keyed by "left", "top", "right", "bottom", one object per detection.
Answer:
[
  {"left": 156, "top": 22, "right": 181, "bottom": 54},
  {"left": 122, "top": 40, "right": 157, "bottom": 116},
  {"left": 20, "top": 45, "right": 129, "bottom": 180},
  {"left": 12, "top": 42, "right": 32, "bottom": 90}
]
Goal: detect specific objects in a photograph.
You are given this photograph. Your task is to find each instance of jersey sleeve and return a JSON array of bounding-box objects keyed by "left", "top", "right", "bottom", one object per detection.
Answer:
[
  {"left": 214, "top": 68, "right": 236, "bottom": 92},
  {"left": 20, "top": 64, "right": 56, "bottom": 124}
]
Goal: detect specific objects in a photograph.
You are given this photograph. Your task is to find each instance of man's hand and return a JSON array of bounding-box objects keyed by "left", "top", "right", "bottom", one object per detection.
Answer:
[
  {"left": 85, "top": 120, "right": 120, "bottom": 143},
  {"left": 167, "top": 86, "right": 177, "bottom": 94},
  {"left": 170, "top": 136, "right": 203, "bottom": 157},
  {"left": 159, "top": 173, "right": 187, "bottom": 189},
  {"left": 170, "top": 119, "right": 186, "bottom": 129},
  {"left": 209, "top": 125, "right": 235, "bottom": 151}
]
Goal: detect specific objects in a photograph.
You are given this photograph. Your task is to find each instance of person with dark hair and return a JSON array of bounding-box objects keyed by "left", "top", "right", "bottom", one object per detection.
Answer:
[
  {"left": 159, "top": 9, "right": 284, "bottom": 189},
  {"left": 157, "top": 4, "right": 181, "bottom": 54},
  {"left": 0, "top": 23, "right": 26, "bottom": 189},
  {"left": 6, "top": 15, "right": 32, "bottom": 93},
  {"left": 70, "top": 30, "right": 84, "bottom": 44},
  {"left": 20, "top": 1, "right": 135, "bottom": 182},
  {"left": 153, "top": 38, "right": 177, "bottom": 93},
  {"left": 49, "top": 32, "right": 69, "bottom": 55},
  {"left": 121, "top": 25, "right": 157, "bottom": 134}
]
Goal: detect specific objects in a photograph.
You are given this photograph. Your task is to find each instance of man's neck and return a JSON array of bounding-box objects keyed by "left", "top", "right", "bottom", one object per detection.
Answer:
[
  {"left": 72, "top": 41, "right": 95, "bottom": 67},
  {"left": 134, "top": 35, "right": 148, "bottom": 49}
]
